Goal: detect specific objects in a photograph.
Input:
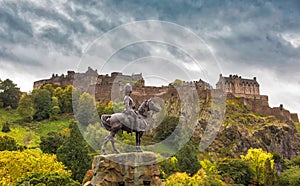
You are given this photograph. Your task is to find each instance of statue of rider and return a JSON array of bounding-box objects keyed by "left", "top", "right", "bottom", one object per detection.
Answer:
[{"left": 123, "top": 83, "right": 137, "bottom": 131}]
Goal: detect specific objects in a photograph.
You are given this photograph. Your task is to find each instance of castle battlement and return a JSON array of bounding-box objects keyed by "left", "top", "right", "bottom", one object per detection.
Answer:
[{"left": 33, "top": 70, "right": 299, "bottom": 123}]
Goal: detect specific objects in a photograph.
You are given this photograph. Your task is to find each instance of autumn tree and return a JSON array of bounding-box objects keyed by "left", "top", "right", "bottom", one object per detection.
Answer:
[
  {"left": 241, "top": 148, "right": 275, "bottom": 185},
  {"left": 0, "top": 150, "right": 70, "bottom": 185}
]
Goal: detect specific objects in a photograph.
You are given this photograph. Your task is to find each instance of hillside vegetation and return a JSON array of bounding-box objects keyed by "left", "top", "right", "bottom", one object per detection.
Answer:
[{"left": 193, "top": 99, "right": 300, "bottom": 159}]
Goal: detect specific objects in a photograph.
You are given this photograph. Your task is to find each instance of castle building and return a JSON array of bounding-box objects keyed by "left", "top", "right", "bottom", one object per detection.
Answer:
[
  {"left": 33, "top": 70, "right": 299, "bottom": 123},
  {"left": 33, "top": 67, "right": 145, "bottom": 90},
  {"left": 216, "top": 74, "right": 260, "bottom": 97}
]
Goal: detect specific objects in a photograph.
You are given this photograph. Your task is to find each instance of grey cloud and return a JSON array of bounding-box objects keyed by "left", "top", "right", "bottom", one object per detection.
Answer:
[{"left": 0, "top": 0, "right": 300, "bottom": 113}]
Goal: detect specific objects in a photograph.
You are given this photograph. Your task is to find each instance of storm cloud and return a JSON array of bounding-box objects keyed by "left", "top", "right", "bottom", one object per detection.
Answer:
[{"left": 0, "top": 0, "right": 299, "bottom": 114}]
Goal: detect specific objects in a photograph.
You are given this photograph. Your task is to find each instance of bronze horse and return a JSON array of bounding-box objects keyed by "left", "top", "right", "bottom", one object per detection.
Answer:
[{"left": 100, "top": 98, "right": 160, "bottom": 155}]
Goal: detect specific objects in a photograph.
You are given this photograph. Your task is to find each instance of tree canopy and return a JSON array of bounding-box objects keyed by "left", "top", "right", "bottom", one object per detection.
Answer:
[
  {"left": 0, "top": 150, "right": 70, "bottom": 185},
  {"left": 0, "top": 79, "right": 22, "bottom": 109}
]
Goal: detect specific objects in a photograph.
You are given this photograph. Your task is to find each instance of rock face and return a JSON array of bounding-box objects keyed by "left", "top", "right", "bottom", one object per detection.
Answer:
[
  {"left": 91, "top": 152, "right": 162, "bottom": 186},
  {"left": 194, "top": 100, "right": 300, "bottom": 159}
]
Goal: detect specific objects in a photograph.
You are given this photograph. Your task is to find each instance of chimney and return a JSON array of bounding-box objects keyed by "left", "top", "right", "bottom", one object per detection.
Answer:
[{"left": 253, "top": 77, "right": 256, "bottom": 81}]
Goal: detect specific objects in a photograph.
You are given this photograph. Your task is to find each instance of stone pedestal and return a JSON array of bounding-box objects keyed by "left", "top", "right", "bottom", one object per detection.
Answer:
[{"left": 91, "top": 152, "right": 162, "bottom": 186}]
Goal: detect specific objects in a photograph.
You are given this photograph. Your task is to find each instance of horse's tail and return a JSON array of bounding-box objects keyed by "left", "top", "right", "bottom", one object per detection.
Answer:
[{"left": 101, "top": 114, "right": 112, "bottom": 130}]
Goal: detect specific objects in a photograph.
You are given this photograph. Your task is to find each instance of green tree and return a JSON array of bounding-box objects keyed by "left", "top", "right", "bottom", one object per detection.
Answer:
[
  {"left": 84, "top": 122, "right": 109, "bottom": 151},
  {"left": 50, "top": 96, "right": 61, "bottom": 120},
  {"left": 41, "top": 83, "right": 55, "bottom": 96},
  {"left": 1, "top": 121, "right": 10, "bottom": 133},
  {"left": 54, "top": 87, "right": 64, "bottom": 110},
  {"left": 159, "top": 156, "right": 179, "bottom": 179},
  {"left": 0, "top": 135, "right": 21, "bottom": 151},
  {"left": 154, "top": 116, "right": 179, "bottom": 141},
  {"left": 32, "top": 89, "right": 51, "bottom": 121},
  {"left": 0, "top": 79, "right": 22, "bottom": 109},
  {"left": 71, "top": 88, "right": 82, "bottom": 114},
  {"left": 16, "top": 173, "right": 80, "bottom": 186},
  {"left": 289, "top": 155, "right": 300, "bottom": 167},
  {"left": 76, "top": 92, "right": 97, "bottom": 126},
  {"left": 217, "top": 158, "right": 254, "bottom": 185},
  {"left": 62, "top": 85, "right": 74, "bottom": 113},
  {"left": 99, "top": 101, "right": 125, "bottom": 116},
  {"left": 57, "top": 122, "right": 92, "bottom": 182},
  {"left": 263, "top": 158, "right": 278, "bottom": 186},
  {"left": 97, "top": 101, "right": 107, "bottom": 116},
  {"left": 17, "top": 94, "right": 34, "bottom": 122},
  {"left": 279, "top": 166, "right": 300, "bottom": 186},
  {"left": 40, "top": 132, "right": 66, "bottom": 154},
  {"left": 175, "top": 141, "right": 200, "bottom": 176}
]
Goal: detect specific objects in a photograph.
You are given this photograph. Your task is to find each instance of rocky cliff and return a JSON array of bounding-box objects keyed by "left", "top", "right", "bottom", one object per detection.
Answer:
[{"left": 193, "top": 99, "right": 300, "bottom": 159}]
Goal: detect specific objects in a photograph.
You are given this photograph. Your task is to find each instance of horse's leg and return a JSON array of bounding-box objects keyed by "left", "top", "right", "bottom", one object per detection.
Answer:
[
  {"left": 102, "top": 133, "right": 112, "bottom": 155},
  {"left": 136, "top": 131, "right": 143, "bottom": 152},
  {"left": 110, "top": 131, "right": 120, "bottom": 154},
  {"left": 110, "top": 122, "right": 122, "bottom": 154}
]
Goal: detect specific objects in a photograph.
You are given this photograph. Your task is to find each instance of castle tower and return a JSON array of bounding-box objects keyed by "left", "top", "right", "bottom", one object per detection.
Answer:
[{"left": 216, "top": 74, "right": 260, "bottom": 97}]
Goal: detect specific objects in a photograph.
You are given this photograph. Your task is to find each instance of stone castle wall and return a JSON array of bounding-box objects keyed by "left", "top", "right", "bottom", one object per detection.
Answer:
[
  {"left": 33, "top": 70, "right": 299, "bottom": 123},
  {"left": 227, "top": 93, "right": 299, "bottom": 122}
]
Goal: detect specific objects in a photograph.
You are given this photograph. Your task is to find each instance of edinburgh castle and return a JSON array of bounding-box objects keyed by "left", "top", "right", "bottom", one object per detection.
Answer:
[{"left": 34, "top": 67, "right": 299, "bottom": 123}]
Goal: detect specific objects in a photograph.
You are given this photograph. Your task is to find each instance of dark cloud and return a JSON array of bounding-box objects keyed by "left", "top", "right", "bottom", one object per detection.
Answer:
[{"left": 0, "top": 0, "right": 299, "bottom": 113}]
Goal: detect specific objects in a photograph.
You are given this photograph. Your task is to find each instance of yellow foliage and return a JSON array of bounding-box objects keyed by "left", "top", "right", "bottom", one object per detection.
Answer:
[
  {"left": 107, "top": 100, "right": 113, "bottom": 108},
  {"left": 0, "top": 150, "right": 70, "bottom": 185},
  {"left": 165, "top": 166, "right": 226, "bottom": 186},
  {"left": 241, "top": 148, "right": 274, "bottom": 184},
  {"left": 165, "top": 172, "right": 190, "bottom": 186}
]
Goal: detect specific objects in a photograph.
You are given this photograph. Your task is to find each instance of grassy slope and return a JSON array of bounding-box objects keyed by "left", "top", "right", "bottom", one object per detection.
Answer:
[{"left": 0, "top": 109, "right": 71, "bottom": 147}]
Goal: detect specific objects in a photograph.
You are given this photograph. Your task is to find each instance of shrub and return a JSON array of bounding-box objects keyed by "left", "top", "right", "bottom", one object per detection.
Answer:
[
  {"left": 0, "top": 135, "right": 21, "bottom": 151},
  {"left": 1, "top": 121, "right": 10, "bottom": 133},
  {"left": 279, "top": 166, "right": 300, "bottom": 186},
  {"left": 16, "top": 173, "right": 80, "bottom": 186},
  {"left": 40, "top": 132, "right": 66, "bottom": 154},
  {"left": 57, "top": 122, "right": 92, "bottom": 182},
  {"left": 0, "top": 150, "right": 70, "bottom": 185},
  {"left": 217, "top": 158, "right": 254, "bottom": 185}
]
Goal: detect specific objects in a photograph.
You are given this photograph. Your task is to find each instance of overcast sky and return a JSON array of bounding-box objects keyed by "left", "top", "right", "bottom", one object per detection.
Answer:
[{"left": 0, "top": 0, "right": 300, "bottom": 115}]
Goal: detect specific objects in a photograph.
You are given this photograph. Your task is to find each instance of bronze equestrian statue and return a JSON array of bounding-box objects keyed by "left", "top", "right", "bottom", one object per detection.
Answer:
[{"left": 100, "top": 83, "right": 160, "bottom": 155}]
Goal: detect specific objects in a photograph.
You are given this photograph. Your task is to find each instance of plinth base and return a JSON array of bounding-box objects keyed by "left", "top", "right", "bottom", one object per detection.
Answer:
[{"left": 91, "top": 152, "right": 162, "bottom": 186}]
